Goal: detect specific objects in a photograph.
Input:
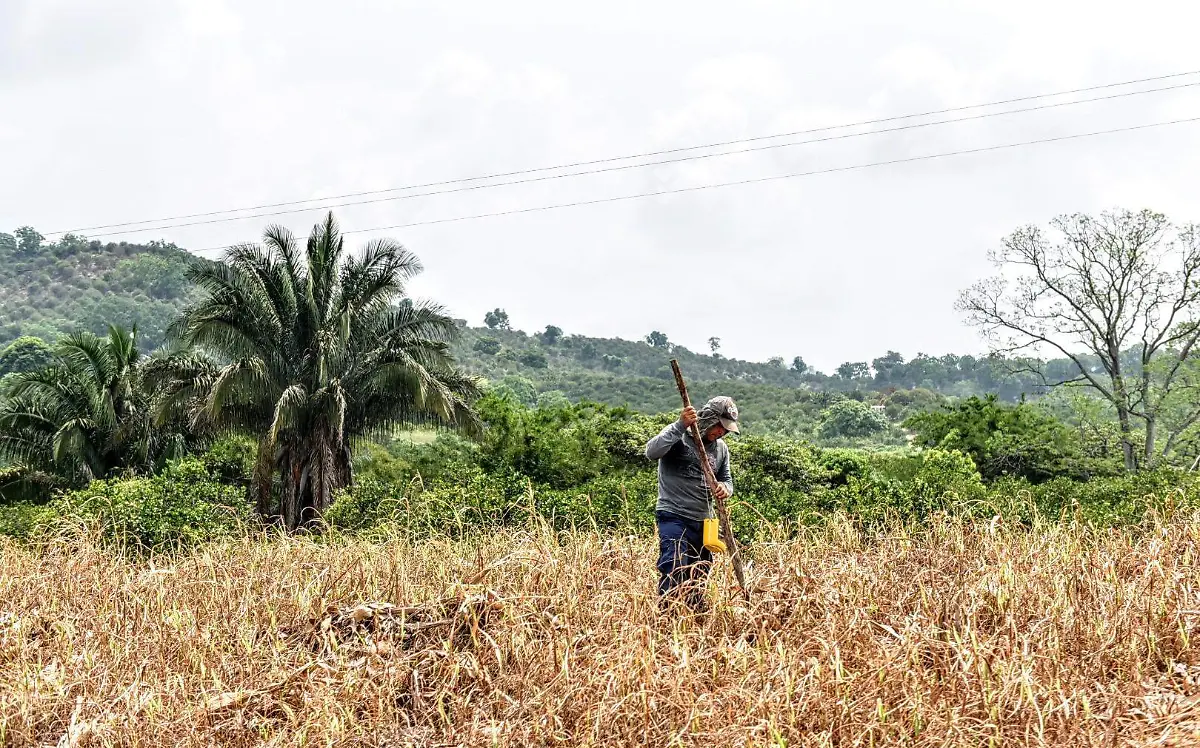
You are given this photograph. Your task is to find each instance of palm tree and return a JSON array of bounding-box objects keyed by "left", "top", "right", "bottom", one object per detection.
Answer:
[
  {"left": 0, "top": 325, "right": 186, "bottom": 491},
  {"left": 166, "top": 213, "right": 480, "bottom": 529}
]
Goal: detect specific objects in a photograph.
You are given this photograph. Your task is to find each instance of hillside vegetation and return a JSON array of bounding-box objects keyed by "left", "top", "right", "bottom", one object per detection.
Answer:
[
  {"left": 0, "top": 224, "right": 1056, "bottom": 447},
  {"left": 0, "top": 217, "right": 1183, "bottom": 467},
  {"left": 0, "top": 228, "right": 202, "bottom": 348},
  {"left": 447, "top": 323, "right": 1054, "bottom": 402},
  {"left": 2, "top": 225, "right": 1067, "bottom": 405}
]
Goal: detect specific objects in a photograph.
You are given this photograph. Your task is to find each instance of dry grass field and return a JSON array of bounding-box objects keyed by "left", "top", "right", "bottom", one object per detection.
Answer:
[{"left": 3, "top": 514, "right": 1200, "bottom": 747}]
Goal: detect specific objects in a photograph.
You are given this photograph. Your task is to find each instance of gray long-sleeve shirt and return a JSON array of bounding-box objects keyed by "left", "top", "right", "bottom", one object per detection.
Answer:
[{"left": 644, "top": 419, "right": 734, "bottom": 522}]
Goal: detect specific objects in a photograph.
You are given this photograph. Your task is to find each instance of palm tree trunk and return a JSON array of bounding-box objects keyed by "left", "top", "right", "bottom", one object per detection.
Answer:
[
  {"left": 317, "top": 436, "right": 336, "bottom": 515},
  {"left": 252, "top": 435, "right": 275, "bottom": 519},
  {"left": 282, "top": 451, "right": 303, "bottom": 531},
  {"left": 296, "top": 462, "right": 313, "bottom": 528}
]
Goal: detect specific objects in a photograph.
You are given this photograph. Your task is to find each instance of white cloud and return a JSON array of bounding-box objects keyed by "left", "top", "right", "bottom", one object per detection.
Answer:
[{"left": 3, "top": 0, "right": 1200, "bottom": 370}]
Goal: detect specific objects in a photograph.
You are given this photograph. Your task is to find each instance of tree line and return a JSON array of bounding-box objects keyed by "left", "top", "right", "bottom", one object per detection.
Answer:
[
  {"left": 2, "top": 207, "right": 1198, "bottom": 534},
  {"left": 0, "top": 214, "right": 477, "bottom": 529}
]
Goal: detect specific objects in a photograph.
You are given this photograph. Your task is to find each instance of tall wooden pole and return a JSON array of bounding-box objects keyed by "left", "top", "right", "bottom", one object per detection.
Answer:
[{"left": 669, "top": 359, "right": 750, "bottom": 602}]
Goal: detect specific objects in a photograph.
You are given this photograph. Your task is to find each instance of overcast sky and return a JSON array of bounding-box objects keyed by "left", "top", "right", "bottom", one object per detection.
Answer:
[{"left": 3, "top": 1, "right": 1200, "bottom": 372}]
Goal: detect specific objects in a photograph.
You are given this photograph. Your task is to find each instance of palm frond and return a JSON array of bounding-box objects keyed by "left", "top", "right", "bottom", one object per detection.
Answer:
[{"left": 268, "top": 384, "right": 309, "bottom": 444}]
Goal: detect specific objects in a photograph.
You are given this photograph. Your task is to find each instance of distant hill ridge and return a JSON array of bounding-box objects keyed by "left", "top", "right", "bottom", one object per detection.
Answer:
[
  {"left": 0, "top": 227, "right": 1065, "bottom": 410},
  {"left": 0, "top": 228, "right": 204, "bottom": 347}
]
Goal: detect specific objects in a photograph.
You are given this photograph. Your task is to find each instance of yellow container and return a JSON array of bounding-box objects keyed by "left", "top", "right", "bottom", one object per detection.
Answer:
[{"left": 703, "top": 517, "right": 726, "bottom": 554}]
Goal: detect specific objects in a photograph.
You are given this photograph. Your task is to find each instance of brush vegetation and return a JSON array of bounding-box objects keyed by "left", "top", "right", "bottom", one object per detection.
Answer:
[{"left": 3, "top": 512, "right": 1200, "bottom": 746}]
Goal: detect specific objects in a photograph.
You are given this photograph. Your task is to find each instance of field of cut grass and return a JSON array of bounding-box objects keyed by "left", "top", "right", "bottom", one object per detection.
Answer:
[{"left": 2, "top": 514, "right": 1200, "bottom": 746}]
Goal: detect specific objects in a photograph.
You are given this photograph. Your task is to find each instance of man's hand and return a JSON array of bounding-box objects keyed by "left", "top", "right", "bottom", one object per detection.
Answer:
[
  {"left": 680, "top": 405, "right": 697, "bottom": 428},
  {"left": 711, "top": 484, "right": 730, "bottom": 500}
]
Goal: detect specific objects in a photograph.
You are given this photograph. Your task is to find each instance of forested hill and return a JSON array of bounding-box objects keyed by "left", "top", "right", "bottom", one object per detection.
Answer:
[
  {"left": 447, "top": 321, "right": 1053, "bottom": 403},
  {"left": 0, "top": 228, "right": 202, "bottom": 347},
  {"left": 0, "top": 226, "right": 1061, "bottom": 411},
  {"left": 443, "top": 323, "right": 1076, "bottom": 439}
]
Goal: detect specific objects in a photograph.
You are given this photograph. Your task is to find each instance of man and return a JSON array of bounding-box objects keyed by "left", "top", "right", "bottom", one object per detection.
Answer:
[{"left": 644, "top": 395, "right": 739, "bottom": 612}]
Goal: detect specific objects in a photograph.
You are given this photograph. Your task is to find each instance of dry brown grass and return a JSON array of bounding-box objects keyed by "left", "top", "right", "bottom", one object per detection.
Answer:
[{"left": 3, "top": 514, "right": 1200, "bottom": 747}]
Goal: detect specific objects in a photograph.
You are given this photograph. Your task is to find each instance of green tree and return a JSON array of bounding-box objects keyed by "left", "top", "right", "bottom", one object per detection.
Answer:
[
  {"left": 578, "top": 341, "right": 597, "bottom": 361},
  {"left": 519, "top": 349, "right": 548, "bottom": 369},
  {"left": 767, "top": 356, "right": 785, "bottom": 368},
  {"left": 473, "top": 336, "right": 502, "bottom": 355},
  {"left": 14, "top": 227, "right": 43, "bottom": 257},
  {"left": 536, "top": 390, "right": 570, "bottom": 410},
  {"left": 484, "top": 308, "right": 511, "bottom": 330},
  {"left": 959, "top": 209, "right": 1200, "bottom": 470},
  {"left": 791, "top": 356, "right": 807, "bottom": 374},
  {"left": 904, "top": 395, "right": 1082, "bottom": 482},
  {"left": 644, "top": 331, "right": 669, "bottom": 348},
  {"left": 165, "top": 213, "right": 481, "bottom": 529},
  {"left": 0, "top": 326, "right": 185, "bottom": 492},
  {"left": 708, "top": 337, "right": 721, "bottom": 355},
  {"left": 0, "top": 336, "right": 53, "bottom": 376},
  {"left": 110, "top": 255, "right": 189, "bottom": 300},
  {"left": 1037, "top": 388, "right": 1122, "bottom": 463},
  {"left": 836, "top": 361, "right": 870, "bottom": 380},
  {"left": 818, "top": 399, "right": 887, "bottom": 439},
  {"left": 541, "top": 325, "right": 563, "bottom": 345},
  {"left": 872, "top": 351, "right": 905, "bottom": 383},
  {"left": 493, "top": 375, "right": 537, "bottom": 406}
]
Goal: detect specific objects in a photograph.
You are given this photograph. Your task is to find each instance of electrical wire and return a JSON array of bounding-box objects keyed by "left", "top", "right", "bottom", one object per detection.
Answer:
[
  {"left": 45, "top": 68, "right": 1200, "bottom": 238},
  {"left": 175, "top": 114, "right": 1200, "bottom": 254},
  {"left": 61, "top": 81, "right": 1200, "bottom": 241}
]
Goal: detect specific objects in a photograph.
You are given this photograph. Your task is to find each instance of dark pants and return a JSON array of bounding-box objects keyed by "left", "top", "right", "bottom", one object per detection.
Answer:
[{"left": 656, "top": 511, "right": 713, "bottom": 611}]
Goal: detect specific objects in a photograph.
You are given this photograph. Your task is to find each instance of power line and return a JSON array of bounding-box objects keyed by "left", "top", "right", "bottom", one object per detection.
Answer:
[
  {"left": 59, "top": 80, "right": 1200, "bottom": 241},
  {"left": 181, "top": 114, "right": 1200, "bottom": 255},
  {"left": 47, "top": 68, "right": 1200, "bottom": 237}
]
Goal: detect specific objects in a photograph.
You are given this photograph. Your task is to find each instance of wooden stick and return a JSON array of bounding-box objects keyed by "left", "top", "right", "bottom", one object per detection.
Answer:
[{"left": 669, "top": 359, "right": 750, "bottom": 602}]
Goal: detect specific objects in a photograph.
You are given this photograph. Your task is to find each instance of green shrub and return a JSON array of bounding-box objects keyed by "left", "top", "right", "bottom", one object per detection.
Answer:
[
  {"left": 912, "top": 448, "right": 987, "bottom": 506},
  {"left": 595, "top": 412, "right": 671, "bottom": 468},
  {"left": 200, "top": 434, "right": 257, "bottom": 486},
  {"left": 863, "top": 449, "right": 924, "bottom": 482},
  {"left": 536, "top": 390, "right": 570, "bottom": 410},
  {"left": 328, "top": 465, "right": 530, "bottom": 537},
  {"left": 325, "top": 477, "right": 411, "bottom": 533},
  {"left": 728, "top": 436, "right": 830, "bottom": 535},
  {"left": 46, "top": 458, "right": 251, "bottom": 552},
  {"left": 826, "top": 448, "right": 986, "bottom": 525},
  {"left": 491, "top": 376, "right": 537, "bottom": 406},
  {"left": 988, "top": 468, "right": 1200, "bottom": 525},
  {"left": 411, "top": 466, "right": 531, "bottom": 532},
  {"left": 329, "top": 464, "right": 658, "bottom": 537},
  {"left": 519, "top": 349, "right": 548, "bottom": 369},
  {"left": 818, "top": 448, "right": 872, "bottom": 486},
  {"left": 536, "top": 470, "right": 657, "bottom": 531},
  {"left": 0, "top": 501, "right": 58, "bottom": 540},
  {"left": 473, "top": 337, "right": 501, "bottom": 355},
  {"left": 477, "top": 395, "right": 621, "bottom": 489},
  {"left": 818, "top": 399, "right": 888, "bottom": 439},
  {"left": 905, "top": 395, "right": 1082, "bottom": 482},
  {"left": 400, "top": 433, "right": 482, "bottom": 484}
]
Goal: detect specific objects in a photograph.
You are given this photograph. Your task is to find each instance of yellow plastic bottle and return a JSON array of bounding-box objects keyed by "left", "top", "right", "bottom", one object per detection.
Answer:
[{"left": 703, "top": 517, "right": 726, "bottom": 554}]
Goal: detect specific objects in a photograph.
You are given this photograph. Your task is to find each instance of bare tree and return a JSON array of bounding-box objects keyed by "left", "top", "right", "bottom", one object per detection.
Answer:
[{"left": 958, "top": 209, "right": 1200, "bottom": 471}]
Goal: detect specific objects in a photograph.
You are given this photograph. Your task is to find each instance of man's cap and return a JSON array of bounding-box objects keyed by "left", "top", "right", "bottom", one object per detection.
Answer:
[{"left": 699, "top": 396, "right": 739, "bottom": 434}]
